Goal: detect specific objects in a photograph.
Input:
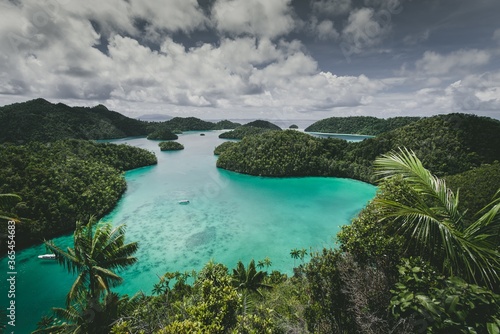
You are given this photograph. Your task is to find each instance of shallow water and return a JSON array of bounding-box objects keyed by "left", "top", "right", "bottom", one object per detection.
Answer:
[{"left": 0, "top": 131, "right": 376, "bottom": 332}]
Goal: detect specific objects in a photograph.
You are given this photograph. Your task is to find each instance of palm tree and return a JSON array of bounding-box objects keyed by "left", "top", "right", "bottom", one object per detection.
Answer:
[
  {"left": 232, "top": 260, "right": 272, "bottom": 296},
  {"left": 290, "top": 248, "right": 300, "bottom": 267},
  {"left": 257, "top": 257, "right": 272, "bottom": 270},
  {"left": 34, "top": 291, "right": 142, "bottom": 334},
  {"left": 44, "top": 217, "right": 138, "bottom": 305},
  {"left": 0, "top": 193, "right": 21, "bottom": 222},
  {"left": 373, "top": 148, "right": 500, "bottom": 290},
  {"left": 232, "top": 260, "right": 272, "bottom": 314}
]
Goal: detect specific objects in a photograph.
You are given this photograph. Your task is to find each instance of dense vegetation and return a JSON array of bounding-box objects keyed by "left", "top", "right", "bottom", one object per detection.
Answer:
[
  {"left": 244, "top": 120, "right": 282, "bottom": 130},
  {"left": 218, "top": 126, "right": 273, "bottom": 139},
  {"left": 213, "top": 120, "right": 242, "bottom": 130},
  {"left": 0, "top": 99, "right": 242, "bottom": 144},
  {"left": 0, "top": 140, "right": 157, "bottom": 251},
  {"left": 160, "top": 117, "right": 217, "bottom": 131},
  {"left": 305, "top": 116, "right": 420, "bottom": 135},
  {"left": 289, "top": 124, "right": 298, "bottom": 129},
  {"left": 445, "top": 162, "right": 500, "bottom": 222},
  {"left": 217, "top": 114, "right": 500, "bottom": 183},
  {"left": 147, "top": 127, "right": 179, "bottom": 140},
  {"left": 213, "top": 141, "right": 238, "bottom": 155},
  {"left": 218, "top": 119, "right": 282, "bottom": 139},
  {"left": 159, "top": 141, "right": 184, "bottom": 151},
  {"left": 36, "top": 151, "right": 500, "bottom": 334},
  {"left": 0, "top": 99, "right": 150, "bottom": 143}
]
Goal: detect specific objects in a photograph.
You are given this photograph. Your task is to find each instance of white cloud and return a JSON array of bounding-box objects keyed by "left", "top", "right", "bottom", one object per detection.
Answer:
[
  {"left": 415, "top": 49, "right": 491, "bottom": 76},
  {"left": 340, "top": 7, "right": 392, "bottom": 57},
  {"left": 212, "top": 0, "right": 296, "bottom": 39},
  {"left": 316, "top": 20, "right": 339, "bottom": 40}
]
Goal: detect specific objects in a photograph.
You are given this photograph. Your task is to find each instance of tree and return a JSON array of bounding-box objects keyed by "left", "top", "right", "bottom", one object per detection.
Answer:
[
  {"left": 290, "top": 248, "right": 300, "bottom": 267},
  {"left": 373, "top": 148, "right": 500, "bottom": 290},
  {"left": 257, "top": 257, "right": 272, "bottom": 270},
  {"left": 44, "top": 217, "right": 138, "bottom": 305},
  {"left": 232, "top": 260, "right": 272, "bottom": 298},
  {"left": 34, "top": 292, "right": 141, "bottom": 334},
  {"left": 0, "top": 193, "right": 21, "bottom": 222}
]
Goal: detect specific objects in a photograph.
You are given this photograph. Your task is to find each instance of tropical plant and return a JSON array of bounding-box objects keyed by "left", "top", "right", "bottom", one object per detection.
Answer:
[
  {"left": 232, "top": 260, "right": 272, "bottom": 298},
  {"left": 257, "top": 257, "right": 272, "bottom": 270},
  {"left": 44, "top": 217, "right": 138, "bottom": 305},
  {"left": 34, "top": 291, "right": 142, "bottom": 334},
  {"left": 373, "top": 148, "right": 500, "bottom": 290}
]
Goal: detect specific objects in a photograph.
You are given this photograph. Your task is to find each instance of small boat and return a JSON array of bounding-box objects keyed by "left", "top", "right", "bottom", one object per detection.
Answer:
[
  {"left": 178, "top": 200, "right": 190, "bottom": 205},
  {"left": 200, "top": 133, "right": 205, "bottom": 136},
  {"left": 38, "top": 254, "right": 56, "bottom": 259}
]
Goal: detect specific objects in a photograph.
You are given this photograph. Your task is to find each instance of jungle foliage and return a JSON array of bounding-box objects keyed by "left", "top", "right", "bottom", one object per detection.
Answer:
[
  {"left": 305, "top": 116, "right": 420, "bottom": 135},
  {"left": 36, "top": 150, "right": 500, "bottom": 334},
  {"left": 217, "top": 114, "right": 500, "bottom": 183},
  {"left": 147, "top": 127, "right": 179, "bottom": 140},
  {"left": 0, "top": 139, "right": 157, "bottom": 251},
  {"left": 0, "top": 98, "right": 150, "bottom": 143},
  {"left": 218, "top": 120, "right": 282, "bottom": 139},
  {"left": 159, "top": 141, "right": 184, "bottom": 151}
]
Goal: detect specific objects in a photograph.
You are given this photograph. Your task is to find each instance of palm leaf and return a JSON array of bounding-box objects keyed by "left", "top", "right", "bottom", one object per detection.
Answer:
[{"left": 374, "top": 148, "right": 500, "bottom": 289}]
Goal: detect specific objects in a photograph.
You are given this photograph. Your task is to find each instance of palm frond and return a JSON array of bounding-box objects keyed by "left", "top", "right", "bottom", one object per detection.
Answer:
[{"left": 374, "top": 148, "right": 500, "bottom": 289}]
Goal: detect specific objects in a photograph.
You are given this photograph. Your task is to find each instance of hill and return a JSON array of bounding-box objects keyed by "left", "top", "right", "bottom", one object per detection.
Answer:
[
  {"left": 217, "top": 114, "right": 500, "bottom": 182},
  {"left": 305, "top": 116, "right": 420, "bottom": 135},
  {"left": 218, "top": 120, "right": 281, "bottom": 139},
  {"left": 0, "top": 139, "right": 157, "bottom": 251},
  {"left": 0, "top": 98, "right": 150, "bottom": 143}
]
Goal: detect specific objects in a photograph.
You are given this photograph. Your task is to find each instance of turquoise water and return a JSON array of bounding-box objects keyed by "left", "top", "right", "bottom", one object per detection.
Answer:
[{"left": 1, "top": 131, "right": 376, "bottom": 332}]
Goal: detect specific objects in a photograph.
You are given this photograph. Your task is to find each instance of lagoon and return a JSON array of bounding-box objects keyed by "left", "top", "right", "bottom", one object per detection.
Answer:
[{"left": 0, "top": 131, "right": 376, "bottom": 332}]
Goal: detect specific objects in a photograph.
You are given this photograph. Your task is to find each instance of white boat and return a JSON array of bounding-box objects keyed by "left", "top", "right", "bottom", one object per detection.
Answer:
[
  {"left": 178, "top": 200, "right": 190, "bottom": 205},
  {"left": 38, "top": 254, "right": 56, "bottom": 259}
]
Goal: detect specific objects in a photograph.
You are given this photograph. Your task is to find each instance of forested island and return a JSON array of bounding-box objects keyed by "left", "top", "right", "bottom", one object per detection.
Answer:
[
  {"left": 159, "top": 141, "right": 184, "bottom": 151},
  {"left": 0, "top": 99, "right": 240, "bottom": 144},
  {"left": 1, "top": 98, "right": 500, "bottom": 333},
  {"left": 0, "top": 139, "right": 157, "bottom": 251},
  {"left": 305, "top": 115, "right": 421, "bottom": 135},
  {"left": 218, "top": 120, "right": 281, "bottom": 139},
  {"left": 217, "top": 113, "right": 500, "bottom": 183}
]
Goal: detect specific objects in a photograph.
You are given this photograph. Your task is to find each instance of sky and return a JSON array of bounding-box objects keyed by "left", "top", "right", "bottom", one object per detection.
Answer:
[{"left": 1, "top": 0, "right": 499, "bottom": 120}]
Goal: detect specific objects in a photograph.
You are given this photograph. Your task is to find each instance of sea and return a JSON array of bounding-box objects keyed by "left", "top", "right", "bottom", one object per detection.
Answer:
[{"left": 0, "top": 129, "right": 376, "bottom": 332}]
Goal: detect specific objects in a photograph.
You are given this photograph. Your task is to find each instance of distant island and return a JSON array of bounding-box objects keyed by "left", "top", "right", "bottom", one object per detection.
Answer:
[
  {"left": 305, "top": 116, "right": 420, "bottom": 135},
  {"left": 217, "top": 113, "right": 500, "bottom": 182},
  {"left": 219, "top": 120, "right": 282, "bottom": 139},
  {"left": 159, "top": 141, "right": 184, "bottom": 151},
  {"left": 0, "top": 98, "right": 240, "bottom": 143}
]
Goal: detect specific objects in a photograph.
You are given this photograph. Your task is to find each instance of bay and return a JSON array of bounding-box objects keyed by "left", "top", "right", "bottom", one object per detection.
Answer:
[{"left": 1, "top": 131, "right": 376, "bottom": 332}]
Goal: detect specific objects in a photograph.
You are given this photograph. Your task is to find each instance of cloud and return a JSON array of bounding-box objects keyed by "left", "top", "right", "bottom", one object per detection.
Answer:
[
  {"left": 211, "top": 0, "right": 296, "bottom": 39},
  {"left": 403, "top": 29, "right": 430, "bottom": 46},
  {"left": 415, "top": 49, "right": 491, "bottom": 76},
  {"left": 340, "top": 7, "right": 393, "bottom": 58}
]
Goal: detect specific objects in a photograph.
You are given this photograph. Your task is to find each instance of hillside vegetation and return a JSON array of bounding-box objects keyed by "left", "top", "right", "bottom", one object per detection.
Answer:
[
  {"left": 305, "top": 116, "right": 420, "bottom": 135},
  {"left": 0, "top": 99, "right": 241, "bottom": 143},
  {"left": 159, "top": 141, "right": 184, "bottom": 151},
  {"left": 0, "top": 98, "right": 150, "bottom": 143},
  {"left": 219, "top": 120, "right": 281, "bottom": 139},
  {"left": 217, "top": 114, "right": 500, "bottom": 182},
  {"left": 0, "top": 140, "right": 157, "bottom": 251}
]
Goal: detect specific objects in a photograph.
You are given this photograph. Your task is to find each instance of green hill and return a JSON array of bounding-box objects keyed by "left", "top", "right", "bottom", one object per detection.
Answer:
[
  {"left": 217, "top": 114, "right": 500, "bottom": 182},
  {"left": 305, "top": 116, "right": 420, "bottom": 135},
  {"left": 0, "top": 98, "right": 150, "bottom": 143},
  {"left": 218, "top": 120, "right": 281, "bottom": 139},
  {"left": 244, "top": 120, "right": 281, "bottom": 130},
  {"left": 0, "top": 139, "right": 157, "bottom": 251}
]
